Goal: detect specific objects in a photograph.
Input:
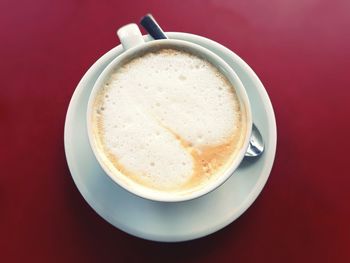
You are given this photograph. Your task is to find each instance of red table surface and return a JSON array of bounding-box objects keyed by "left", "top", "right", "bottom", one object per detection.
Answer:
[{"left": 1, "top": 0, "right": 350, "bottom": 262}]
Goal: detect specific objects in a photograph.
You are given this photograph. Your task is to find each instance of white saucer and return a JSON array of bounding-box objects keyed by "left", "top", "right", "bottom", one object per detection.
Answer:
[{"left": 64, "top": 33, "right": 277, "bottom": 242}]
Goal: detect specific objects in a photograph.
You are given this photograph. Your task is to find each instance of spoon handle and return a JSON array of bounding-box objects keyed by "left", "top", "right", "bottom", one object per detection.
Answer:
[{"left": 140, "top": 14, "right": 168, "bottom": 40}]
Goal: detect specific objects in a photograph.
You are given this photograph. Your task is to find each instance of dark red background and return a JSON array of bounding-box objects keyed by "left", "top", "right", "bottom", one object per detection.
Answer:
[{"left": 1, "top": 0, "right": 349, "bottom": 262}]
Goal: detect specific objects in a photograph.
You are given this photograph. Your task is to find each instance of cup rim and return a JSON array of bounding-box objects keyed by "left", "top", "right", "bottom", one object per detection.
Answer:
[{"left": 86, "top": 39, "right": 252, "bottom": 202}]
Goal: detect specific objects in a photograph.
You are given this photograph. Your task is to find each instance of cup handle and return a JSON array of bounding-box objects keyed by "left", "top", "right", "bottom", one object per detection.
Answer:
[{"left": 117, "top": 23, "right": 145, "bottom": 50}]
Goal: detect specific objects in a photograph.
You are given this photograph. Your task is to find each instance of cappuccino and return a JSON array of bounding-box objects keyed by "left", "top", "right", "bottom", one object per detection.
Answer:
[{"left": 91, "top": 48, "right": 247, "bottom": 193}]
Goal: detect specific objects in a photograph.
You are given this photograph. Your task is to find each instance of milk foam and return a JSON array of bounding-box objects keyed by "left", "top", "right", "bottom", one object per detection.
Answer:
[{"left": 92, "top": 49, "right": 245, "bottom": 192}]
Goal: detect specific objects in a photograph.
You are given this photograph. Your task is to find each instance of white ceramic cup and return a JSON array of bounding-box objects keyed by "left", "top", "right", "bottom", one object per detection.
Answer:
[{"left": 86, "top": 24, "right": 252, "bottom": 202}]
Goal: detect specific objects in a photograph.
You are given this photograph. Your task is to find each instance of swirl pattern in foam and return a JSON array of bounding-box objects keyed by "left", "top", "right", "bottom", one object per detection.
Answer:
[{"left": 92, "top": 48, "right": 246, "bottom": 192}]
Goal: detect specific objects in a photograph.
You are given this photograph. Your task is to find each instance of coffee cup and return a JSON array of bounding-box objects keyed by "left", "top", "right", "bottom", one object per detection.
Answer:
[{"left": 86, "top": 24, "right": 252, "bottom": 202}]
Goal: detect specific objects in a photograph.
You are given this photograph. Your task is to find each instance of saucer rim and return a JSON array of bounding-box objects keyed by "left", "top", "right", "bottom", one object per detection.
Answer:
[{"left": 64, "top": 32, "right": 277, "bottom": 242}]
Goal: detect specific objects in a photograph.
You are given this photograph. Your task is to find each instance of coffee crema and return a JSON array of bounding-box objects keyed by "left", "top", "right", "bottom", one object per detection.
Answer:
[{"left": 91, "top": 48, "right": 247, "bottom": 193}]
